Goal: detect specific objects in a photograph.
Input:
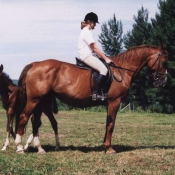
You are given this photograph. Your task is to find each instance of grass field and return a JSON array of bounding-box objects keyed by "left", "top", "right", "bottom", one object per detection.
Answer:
[{"left": 0, "top": 110, "right": 175, "bottom": 175}]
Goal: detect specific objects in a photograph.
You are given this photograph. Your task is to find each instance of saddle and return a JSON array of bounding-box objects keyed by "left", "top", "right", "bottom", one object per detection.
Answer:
[{"left": 75, "top": 57, "right": 112, "bottom": 94}]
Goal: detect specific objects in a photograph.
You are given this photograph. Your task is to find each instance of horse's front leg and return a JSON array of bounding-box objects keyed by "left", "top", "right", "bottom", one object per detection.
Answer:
[{"left": 103, "top": 99, "right": 120, "bottom": 154}]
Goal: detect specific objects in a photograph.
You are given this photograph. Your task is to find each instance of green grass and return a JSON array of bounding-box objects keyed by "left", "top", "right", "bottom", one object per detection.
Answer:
[{"left": 0, "top": 110, "right": 175, "bottom": 174}]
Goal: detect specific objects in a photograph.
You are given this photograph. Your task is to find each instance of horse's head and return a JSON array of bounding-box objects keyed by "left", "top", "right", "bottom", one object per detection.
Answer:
[{"left": 147, "top": 44, "right": 168, "bottom": 88}]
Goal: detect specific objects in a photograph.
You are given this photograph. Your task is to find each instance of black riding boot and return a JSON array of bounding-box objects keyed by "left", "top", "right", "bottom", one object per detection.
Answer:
[{"left": 92, "top": 74, "right": 107, "bottom": 101}]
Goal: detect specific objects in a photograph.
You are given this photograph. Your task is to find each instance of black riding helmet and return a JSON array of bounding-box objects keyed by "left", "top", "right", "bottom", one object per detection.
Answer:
[{"left": 84, "top": 12, "right": 99, "bottom": 23}]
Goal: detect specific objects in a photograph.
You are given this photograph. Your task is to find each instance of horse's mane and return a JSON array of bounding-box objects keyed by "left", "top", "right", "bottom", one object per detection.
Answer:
[{"left": 110, "top": 45, "right": 160, "bottom": 64}]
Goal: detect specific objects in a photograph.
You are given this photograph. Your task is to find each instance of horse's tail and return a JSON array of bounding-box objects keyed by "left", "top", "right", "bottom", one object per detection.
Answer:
[
  {"left": 15, "top": 63, "right": 33, "bottom": 133},
  {"left": 18, "top": 63, "right": 33, "bottom": 86},
  {"left": 52, "top": 96, "right": 58, "bottom": 114}
]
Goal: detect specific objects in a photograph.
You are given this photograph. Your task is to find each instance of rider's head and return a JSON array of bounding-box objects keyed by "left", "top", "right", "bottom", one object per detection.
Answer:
[
  {"left": 81, "top": 12, "right": 99, "bottom": 29},
  {"left": 84, "top": 12, "right": 99, "bottom": 23}
]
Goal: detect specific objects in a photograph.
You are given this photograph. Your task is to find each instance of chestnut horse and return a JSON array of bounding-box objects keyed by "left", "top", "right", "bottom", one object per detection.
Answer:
[
  {"left": 15, "top": 44, "right": 168, "bottom": 154},
  {"left": 0, "top": 65, "right": 60, "bottom": 153}
]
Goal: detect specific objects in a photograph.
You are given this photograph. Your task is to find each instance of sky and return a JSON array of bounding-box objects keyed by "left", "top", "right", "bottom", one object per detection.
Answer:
[{"left": 0, "top": 0, "right": 160, "bottom": 79}]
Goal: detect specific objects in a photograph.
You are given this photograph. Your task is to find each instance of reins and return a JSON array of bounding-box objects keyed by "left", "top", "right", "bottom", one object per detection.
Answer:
[{"left": 109, "top": 62, "right": 136, "bottom": 82}]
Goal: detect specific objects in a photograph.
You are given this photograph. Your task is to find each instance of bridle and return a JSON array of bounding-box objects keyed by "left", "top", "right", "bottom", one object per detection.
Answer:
[
  {"left": 149, "top": 52, "right": 168, "bottom": 82},
  {"left": 109, "top": 51, "right": 168, "bottom": 82}
]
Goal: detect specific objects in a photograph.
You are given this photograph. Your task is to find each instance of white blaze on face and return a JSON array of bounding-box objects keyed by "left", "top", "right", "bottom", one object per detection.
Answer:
[{"left": 165, "top": 70, "right": 168, "bottom": 82}]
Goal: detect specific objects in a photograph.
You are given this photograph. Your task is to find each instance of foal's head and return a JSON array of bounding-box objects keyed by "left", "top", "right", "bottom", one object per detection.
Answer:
[
  {"left": 0, "top": 64, "right": 5, "bottom": 93},
  {"left": 0, "top": 64, "right": 15, "bottom": 94}
]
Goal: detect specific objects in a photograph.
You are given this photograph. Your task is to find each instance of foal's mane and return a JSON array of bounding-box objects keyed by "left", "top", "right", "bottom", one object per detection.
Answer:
[
  {"left": 110, "top": 45, "right": 160, "bottom": 64},
  {"left": 0, "top": 72, "right": 16, "bottom": 87}
]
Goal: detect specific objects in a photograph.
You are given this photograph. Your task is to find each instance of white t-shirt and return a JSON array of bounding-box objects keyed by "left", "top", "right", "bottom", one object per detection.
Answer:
[{"left": 78, "top": 26, "right": 96, "bottom": 61}]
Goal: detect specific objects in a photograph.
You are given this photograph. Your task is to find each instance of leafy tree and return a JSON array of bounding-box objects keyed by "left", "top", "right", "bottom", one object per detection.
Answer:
[
  {"left": 98, "top": 14, "right": 123, "bottom": 56},
  {"left": 151, "top": 0, "right": 175, "bottom": 112},
  {"left": 123, "top": 6, "right": 153, "bottom": 48}
]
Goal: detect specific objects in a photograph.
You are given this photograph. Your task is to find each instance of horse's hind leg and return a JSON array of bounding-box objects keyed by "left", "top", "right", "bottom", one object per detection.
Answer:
[
  {"left": 15, "top": 101, "right": 39, "bottom": 153},
  {"left": 44, "top": 110, "right": 60, "bottom": 151},
  {"left": 30, "top": 109, "right": 45, "bottom": 154}
]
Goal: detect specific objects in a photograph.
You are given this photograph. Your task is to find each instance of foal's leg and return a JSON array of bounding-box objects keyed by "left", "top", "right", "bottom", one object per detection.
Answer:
[
  {"left": 103, "top": 99, "right": 120, "bottom": 154},
  {"left": 1, "top": 109, "right": 15, "bottom": 151},
  {"left": 24, "top": 115, "right": 34, "bottom": 151},
  {"left": 44, "top": 110, "right": 60, "bottom": 151},
  {"left": 1, "top": 118, "right": 11, "bottom": 151},
  {"left": 24, "top": 133, "right": 34, "bottom": 151}
]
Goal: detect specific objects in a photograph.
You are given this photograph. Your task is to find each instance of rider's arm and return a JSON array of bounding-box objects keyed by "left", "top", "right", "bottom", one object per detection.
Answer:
[{"left": 90, "top": 43, "right": 112, "bottom": 64}]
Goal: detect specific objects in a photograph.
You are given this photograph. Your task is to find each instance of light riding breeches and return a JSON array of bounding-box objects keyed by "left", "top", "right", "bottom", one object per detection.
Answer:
[{"left": 83, "top": 55, "right": 108, "bottom": 76}]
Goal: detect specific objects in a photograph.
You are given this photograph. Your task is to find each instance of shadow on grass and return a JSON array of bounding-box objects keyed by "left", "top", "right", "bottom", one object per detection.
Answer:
[{"left": 27, "top": 144, "right": 175, "bottom": 153}]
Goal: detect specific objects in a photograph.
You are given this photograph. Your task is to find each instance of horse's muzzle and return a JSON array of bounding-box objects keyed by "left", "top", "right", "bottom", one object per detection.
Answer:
[{"left": 153, "top": 78, "right": 167, "bottom": 88}]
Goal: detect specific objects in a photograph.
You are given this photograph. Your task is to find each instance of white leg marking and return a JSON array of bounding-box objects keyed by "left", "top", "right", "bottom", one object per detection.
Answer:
[
  {"left": 24, "top": 134, "right": 34, "bottom": 151},
  {"left": 33, "top": 135, "right": 45, "bottom": 153},
  {"left": 1, "top": 132, "right": 10, "bottom": 151},
  {"left": 15, "top": 134, "right": 24, "bottom": 153}
]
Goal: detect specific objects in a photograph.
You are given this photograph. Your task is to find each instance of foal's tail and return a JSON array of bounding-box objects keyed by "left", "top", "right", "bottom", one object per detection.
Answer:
[{"left": 15, "top": 63, "right": 33, "bottom": 133}]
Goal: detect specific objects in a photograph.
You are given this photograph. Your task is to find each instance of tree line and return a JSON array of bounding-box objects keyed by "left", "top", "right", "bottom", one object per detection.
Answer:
[
  {"left": 0, "top": 0, "right": 174, "bottom": 113},
  {"left": 98, "top": 0, "right": 175, "bottom": 113}
]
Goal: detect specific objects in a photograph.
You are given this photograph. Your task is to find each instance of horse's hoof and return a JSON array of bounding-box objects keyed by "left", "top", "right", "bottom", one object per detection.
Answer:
[
  {"left": 37, "top": 149, "right": 46, "bottom": 154},
  {"left": 55, "top": 146, "right": 59, "bottom": 151},
  {"left": 16, "top": 150, "right": 25, "bottom": 154},
  {"left": 106, "top": 150, "right": 116, "bottom": 154},
  {"left": 24, "top": 145, "right": 28, "bottom": 151},
  {"left": 104, "top": 146, "right": 116, "bottom": 154},
  {"left": 1, "top": 146, "right": 7, "bottom": 151}
]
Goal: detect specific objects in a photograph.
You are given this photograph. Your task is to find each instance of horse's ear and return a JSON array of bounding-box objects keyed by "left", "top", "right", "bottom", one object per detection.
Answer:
[
  {"left": 0, "top": 64, "right": 3, "bottom": 72},
  {"left": 160, "top": 43, "right": 165, "bottom": 51}
]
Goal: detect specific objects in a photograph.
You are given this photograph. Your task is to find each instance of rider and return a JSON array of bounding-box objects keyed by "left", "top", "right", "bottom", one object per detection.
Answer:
[{"left": 78, "top": 12, "right": 113, "bottom": 101}]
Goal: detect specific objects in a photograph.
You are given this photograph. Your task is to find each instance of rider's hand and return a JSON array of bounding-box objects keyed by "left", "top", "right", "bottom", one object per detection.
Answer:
[{"left": 105, "top": 58, "right": 113, "bottom": 64}]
